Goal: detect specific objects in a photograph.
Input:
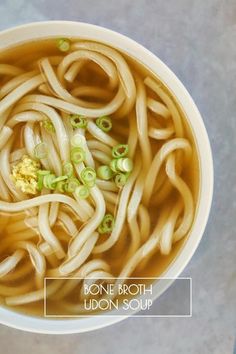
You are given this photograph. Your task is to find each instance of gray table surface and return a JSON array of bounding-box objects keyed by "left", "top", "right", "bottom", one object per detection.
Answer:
[{"left": 0, "top": 0, "right": 235, "bottom": 353}]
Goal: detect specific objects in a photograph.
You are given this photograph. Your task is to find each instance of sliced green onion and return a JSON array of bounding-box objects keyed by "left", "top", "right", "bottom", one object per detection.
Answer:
[
  {"left": 54, "top": 175, "right": 68, "bottom": 192},
  {"left": 114, "top": 172, "right": 128, "bottom": 188},
  {"left": 80, "top": 167, "right": 96, "bottom": 187},
  {"left": 63, "top": 162, "right": 74, "bottom": 177},
  {"left": 71, "top": 134, "right": 86, "bottom": 148},
  {"left": 75, "top": 185, "right": 90, "bottom": 199},
  {"left": 53, "top": 175, "right": 68, "bottom": 183},
  {"left": 71, "top": 147, "right": 85, "bottom": 164},
  {"left": 95, "top": 116, "right": 112, "bottom": 132},
  {"left": 98, "top": 214, "right": 115, "bottom": 234},
  {"left": 37, "top": 178, "right": 43, "bottom": 192},
  {"left": 64, "top": 177, "right": 80, "bottom": 193},
  {"left": 43, "top": 174, "right": 57, "bottom": 190},
  {"left": 37, "top": 170, "right": 51, "bottom": 176},
  {"left": 56, "top": 181, "right": 66, "bottom": 193},
  {"left": 34, "top": 142, "right": 48, "bottom": 159},
  {"left": 116, "top": 158, "right": 133, "bottom": 172},
  {"left": 57, "top": 38, "right": 71, "bottom": 52},
  {"left": 110, "top": 159, "right": 118, "bottom": 172},
  {"left": 97, "top": 165, "right": 114, "bottom": 180},
  {"left": 37, "top": 170, "right": 50, "bottom": 191},
  {"left": 70, "top": 115, "right": 87, "bottom": 129},
  {"left": 42, "top": 120, "right": 55, "bottom": 133},
  {"left": 112, "top": 144, "right": 129, "bottom": 158}
]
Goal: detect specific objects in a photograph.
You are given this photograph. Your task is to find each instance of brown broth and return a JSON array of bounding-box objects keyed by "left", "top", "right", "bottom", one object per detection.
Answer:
[{"left": 0, "top": 39, "right": 200, "bottom": 317}]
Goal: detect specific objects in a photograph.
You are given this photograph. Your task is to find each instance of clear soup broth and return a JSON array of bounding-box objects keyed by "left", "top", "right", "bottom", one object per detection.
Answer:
[{"left": 0, "top": 38, "right": 199, "bottom": 316}]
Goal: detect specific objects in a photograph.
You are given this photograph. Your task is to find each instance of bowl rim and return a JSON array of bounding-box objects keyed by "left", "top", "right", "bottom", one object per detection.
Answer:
[{"left": 0, "top": 20, "right": 214, "bottom": 334}]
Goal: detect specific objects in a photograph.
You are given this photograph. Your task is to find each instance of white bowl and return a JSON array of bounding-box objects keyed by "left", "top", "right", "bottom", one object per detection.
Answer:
[{"left": 0, "top": 21, "right": 213, "bottom": 334}]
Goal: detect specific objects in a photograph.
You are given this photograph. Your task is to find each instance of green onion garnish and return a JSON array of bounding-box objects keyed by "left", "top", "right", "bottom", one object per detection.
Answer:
[
  {"left": 95, "top": 116, "right": 112, "bottom": 132},
  {"left": 43, "top": 174, "right": 57, "bottom": 190},
  {"left": 114, "top": 172, "right": 128, "bottom": 188},
  {"left": 34, "top": 142, "right": 48, "bottom": 159},
  {"left": 116, "top": 158, "right": 133, "bottom": 173},
  {"left": 57, "top": 38, "right": 71, "bottom": 52},
  {"left": 37, "top": 171, "right": 69, "bottom": 193},
  {"left": 110, "top": 159, "right": 118, "bottom": 172},
  {"left": 97, "top": 165, "right": 114, "bottom": 180},
  {"left": 37, "top": 170, "right": 50, "bottom": 191},
  {"left": 71, "top": 147, "right": 85, "bottom": 164},
  {"left": 70, "top": 114, "right": 87, "bottom": 129},
  {"left": 71, "top": 134, "right": 85, "bottom": 148},
  {"left": 64, "top": 177, "right": 80, "bottom": 193},
  {"left": 56, "top": 180, "right": 66, "bottom": 193},
  {"left": 53, "top": 175, "right": 68, "bottom": 183},
  {"left": 75, "top": 185, "right": 90, "bottom": 199},
  {"left": 80, "top": 167, "right": 96, "bottom": 188},
  {"left": 112, "top": 144, "right": 128, "bottom": 158},
  {"left": 42, "top": 120, "right": 55, "bottom": 133},
  {"left": 53, "top": 176, "right": 68, "bottom": 192},
  {"left": 98, "top": 214, "right": 115, "bottom": 234},
  {"left": 63, "top": 162, "right": 74, "bottom": 177}
]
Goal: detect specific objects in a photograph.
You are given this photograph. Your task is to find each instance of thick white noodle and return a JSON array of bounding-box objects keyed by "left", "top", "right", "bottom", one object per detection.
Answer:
[
  {"left": 14, "top": 102, "right": 70, "bottom": 163},
  {"left": 0, "top": 137, "right": 27, "bottom": 200},
  {"left": 0, "top": 194, "right": 86, "bottom": 216},
  {"left": 0, "top": 250, "right": 25, "bottom": 278},
  {"left": 87, "top": 140, "right": 112, "bottom": 156},
  {"left": 53, "top": 259, "right": 110, "bottom": 300},
  {"left": 87, "top": 121, "right": 118, "bottom": 147},
  {"left": 57, "top": 50, "right": 118, "bottom": 89},
  {"left": 59, "top": 232, "right": 99, "bottom": 275},
  {"left": 91, "top": 150, "right": 111, "bottom": 165},
  {"left": 18, "top": 86, "right": 125, "bottom": 117},
  {"left": 144, "top": 77, "right": 183, "bottom": 137},
  {"left": 127, "top": 113, "right": 138, "bottom": 159},
  {"left": 0, "top": 71, "right": 38, "bottom": 99},
  {"left": 166, "top": 154, "right": 194, "bottom": 242},
  {"left": 0, "top": 108, "right": 11, "bottom": 132},
  {"left": 147, "top": 97, "right": 171, "bottom": 119},
  {"left": 159, "top": 199, "right": 183, "bottom": 255},
  {"left": 93, "top": 159, "right": 141, "bottom": 253},
  {"left": 138, "top": 204, "right": 151, "bottom": 243},
  {"left": 38, "top": 193, "right": 65, "bottom": 260},
  {"left": 5, "top": 279, "right": 64, "bottom": 306},
  {"left": 148, "top": 122, "right": 174, "bottom": 140},
  {"left": 10, "top": 148, "right": 27, "bottom": 163},
  {"left": 0, "top": 75, "right": 44, "bottom": 116},
  {"left": 41, "top": 57, "right": 117, "bottom": 107},
  {"left": 69, "top": 186, "right": 106, "bottom": 256},
  {"left": 95, "top": 179, "right": 118, "bottom": 192},
  {"left": 72, "top": 41, "right": 136, "bottom": 118},
  {"left": 41, "top": 128, "right": 62, "bottom": 176},
  {"left": 135, "top": 76, "right": 152, "bottom": 170},
  {"left": 0, "top": 127, "right": 13, "bottom": 150},
  {"left": 143, "top": 138, "right": 192, "bottom": 205}
]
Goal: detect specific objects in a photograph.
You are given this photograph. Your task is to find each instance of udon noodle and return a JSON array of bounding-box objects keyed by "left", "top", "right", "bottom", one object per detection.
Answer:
[{"left": 0, "top": 38, "right": 196, "bottom": 315}]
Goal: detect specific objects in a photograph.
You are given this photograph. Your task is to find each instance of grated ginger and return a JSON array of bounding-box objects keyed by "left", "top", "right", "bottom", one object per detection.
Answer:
[{"left": 10, "top": 155, "right": 40, "bottom": 195}]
